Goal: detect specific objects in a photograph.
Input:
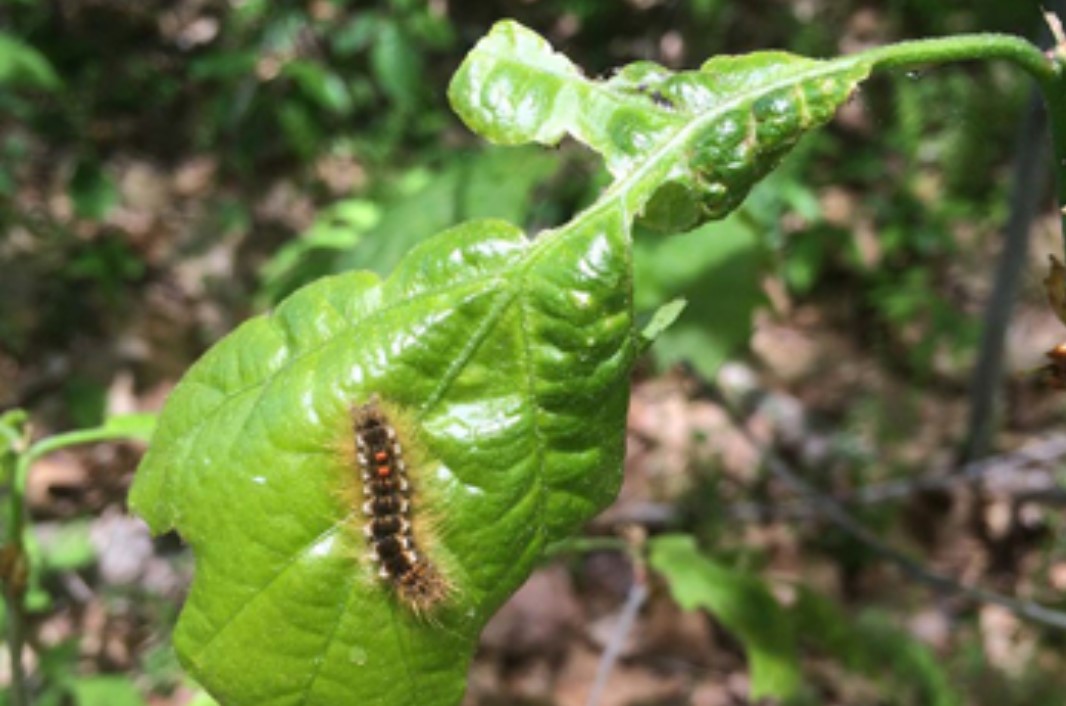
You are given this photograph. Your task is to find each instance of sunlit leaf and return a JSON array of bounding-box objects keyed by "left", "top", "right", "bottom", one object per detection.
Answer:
[
  {"left": 133, "top": 20, "right": 878, "bottom": 706},
  {"left": 131, "top": 216, "right": 635, "bottom": 705},
  {"left": 449, "top": 21, "right": 871, "bottom": 233}
]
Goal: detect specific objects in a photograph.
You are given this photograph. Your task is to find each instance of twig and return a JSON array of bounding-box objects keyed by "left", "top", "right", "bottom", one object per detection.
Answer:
[
  {"left": 585, "top": 533, "right": 650, "bottom": 706},
  {"left": 714, "top": 391, "right": 1066, "bottom": 631},
  {"left": 728, "top": 433, "right": 1066, "bottom": 521},
  {"left": 961, "top": 35, "right": 1055, "bottom": 462},
  {"left": 856, "top": 433, "right": 1066, "bottom": 500}
]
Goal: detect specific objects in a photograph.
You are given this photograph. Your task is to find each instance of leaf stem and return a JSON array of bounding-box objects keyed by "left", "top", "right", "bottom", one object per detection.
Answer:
[
  {"left": 858, "top": 31, "right": 1066, "bottom": 256},
  {"left": 861, "top": 33, "right": 1056, "bottom": 82}
]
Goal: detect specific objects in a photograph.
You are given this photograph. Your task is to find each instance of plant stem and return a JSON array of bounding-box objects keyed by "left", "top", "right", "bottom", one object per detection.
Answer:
[
  {"left": 860, "top": 30, "right": 1066, "bottom": 255},
  {"left": 0, "top": 414, "right": 151, "bottom": 706},
  {"left": 962, "top": 90, "right": 1050, "bottom": 463},
  {"left": 1, "top": 416, "right": 30, "bottom": 706},
  {"left": 4, "top": 580, "right": 28, "bottom": 706},
  {"left": 862, "top": 33, "right": 1056, "bottom": 82}
]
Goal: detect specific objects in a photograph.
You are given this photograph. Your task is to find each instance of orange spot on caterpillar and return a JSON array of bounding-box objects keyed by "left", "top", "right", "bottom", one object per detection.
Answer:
[{"left": 353, "top": 397, "right": 451, "bottom": 615}]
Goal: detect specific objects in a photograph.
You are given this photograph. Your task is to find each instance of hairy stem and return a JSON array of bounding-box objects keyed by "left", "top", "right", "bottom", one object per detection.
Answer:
[
  {"left": 962, "top": 6, "right": 1066, "bottom": 462},
  {"left": 859, "top": 29, "right": 1066, "bottom": 254},
  {"left": 863, "top": 33, "right": 1056, "bottom": 81}
]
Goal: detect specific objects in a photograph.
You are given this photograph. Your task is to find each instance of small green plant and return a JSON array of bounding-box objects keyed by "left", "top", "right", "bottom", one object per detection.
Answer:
[
  {"left": 1, "top": 410, "right": 155, "bottom": 706},
  {"left": 125, "top": 18, "right": 1066, "bottom": 706}
]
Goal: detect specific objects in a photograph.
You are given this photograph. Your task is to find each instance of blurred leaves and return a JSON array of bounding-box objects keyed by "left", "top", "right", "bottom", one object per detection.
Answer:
[
  {"left": 68, "top": 160, "right": 119, "bottom": 221},
  {"left": 258, "top": 144, "right": 563, "bottom": 306},
  {"left": 0, "top": 32, "right": 61, "bottom": 91},
  {"left": 793, "top": 587, "right": 962, "bottom": 706},
  {"left": 257, "top": 198, "right": 381, "bottom": 305},
  {"left": 37, "top": 519, "right": 95, "bottom": 574},
  {"left": 634, "top": 216, "right": 765, "bottom": 379},
  {"left": 6, "top": 640, "right": 147, "bottom": 706},
  {"left": 330, "top": 146, "right": 560, "bottom": 275},
  {"left": 370, "top": 19, "right": 423, "bottom": 111},
  {"left": 650, "top": 534, "right": 802, "bottom": 700},
  {"left": 69, "top": 677, "right": 146, "bottom": 706}
]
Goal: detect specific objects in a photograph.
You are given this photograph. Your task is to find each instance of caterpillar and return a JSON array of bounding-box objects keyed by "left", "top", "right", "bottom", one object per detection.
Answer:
[{"left": 353, "top": 399, "right": 449, "bottom": 614}]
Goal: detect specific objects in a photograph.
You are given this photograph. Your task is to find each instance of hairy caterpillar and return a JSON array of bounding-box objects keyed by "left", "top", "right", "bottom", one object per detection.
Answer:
[{"left": 353, "top": 399, "right": 449, "bottom": 614}]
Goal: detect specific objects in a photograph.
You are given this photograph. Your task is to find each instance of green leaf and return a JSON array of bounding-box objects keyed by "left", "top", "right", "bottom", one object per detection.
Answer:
[
  {"left": 189, "top": 50, "right": 257, "bottom": 81},
  {"left": 39, "top": 518, "right": 95, "bottom": 572},
  {"left": 278, "top": 101, "right": 321, "bottom": 160},
  {"left": 186, "top": 690, "right": 221, "bottom": 706},
  {"left": 285, "top": 60, "right": 354, "bottom": 116},
  {"left": 331, "top": 14, "right": 380, "bottom": 57},
  {"left": 449, "top": 21, "right": 871, "bottom": 232},
  {"left": 0, "top": 33, "right": 62, "bottom": 91},
  {"left": 649, "top": 534, "right": 801, "bottom": 700},
  {"left": 0, "top": 409, "right": 28, "bottom": 458},
  {"left": 133, "top": 21, "right": 883, "bottom": 705},
  {"left": 71, "top": 676, "right": 145, "bottom": 706},
  {"left": 258, "top": 198, "right": 382, "bottom": 306},
  {"left": 130, "top": 216, "right": 635, "bottom": 706},
  {"left": 792, "top": 588, "right": 962, "bottom": 706},
  {"left": 334, "top": 146, "right": 559, "bottom": 276},
  {"left": 634, "top": 216, "right": 765, "bottom": 379},
  {"left": 371, "top": 20, "right": 422, "bottom": 110},
  {"left": 638, "top": 298, "right": 687, "bottom": 350},
  {"left": 69, "top": 160, "right": 119, "bottom": 221}
]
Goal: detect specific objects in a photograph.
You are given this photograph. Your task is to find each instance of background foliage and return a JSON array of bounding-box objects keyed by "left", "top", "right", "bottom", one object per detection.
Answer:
[{"left": 1, "top": 1, "right": 1064, "bottom": 705}]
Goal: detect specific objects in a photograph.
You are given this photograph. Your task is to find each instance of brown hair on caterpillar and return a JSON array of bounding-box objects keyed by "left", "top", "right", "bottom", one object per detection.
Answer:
[{"left": 353, "top": 397, "right": 450, "bottom": 615}]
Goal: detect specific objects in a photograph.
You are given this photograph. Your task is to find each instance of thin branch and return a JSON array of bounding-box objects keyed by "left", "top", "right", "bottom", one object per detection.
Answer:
[
  {"left": 584, "top": 533, "right": 648, "bottom": 706},
  {"left": 1041, "top": 9, "right": 1066, "bottom": 256},
  {"left": 962, "top": 4, "right": 1063, "bottom": 462},
  {"left": 585, "top": 571, "right": 649, "bottom": 706},
  {"left": 962, "top": 93, "right": 1050, "bottom": 462},
  {"left": 713, "top": 391, "right": 1066, "bottom": 631},
  {"left": 857, "top": 19, "right": 1066, "bottom": 257},
  {"left": 728, "top": 433, "right": 1066, "bottom": 521},
  {"left": 1, "top": 418, "right": 30, "bottom": 706}
]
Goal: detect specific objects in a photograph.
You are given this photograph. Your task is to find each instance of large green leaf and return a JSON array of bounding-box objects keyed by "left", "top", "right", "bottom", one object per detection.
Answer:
[
  {"left": 132, "top": 20, "right": 875, "bottom": 706},
  {"left": 131, "top": 216, "right": 635, "bottom": 706}
]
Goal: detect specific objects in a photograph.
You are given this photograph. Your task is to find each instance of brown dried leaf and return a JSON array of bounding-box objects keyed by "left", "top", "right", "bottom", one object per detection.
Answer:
[{"left": 1044, "top": 255, "right": 1066, "bottom": 325}]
